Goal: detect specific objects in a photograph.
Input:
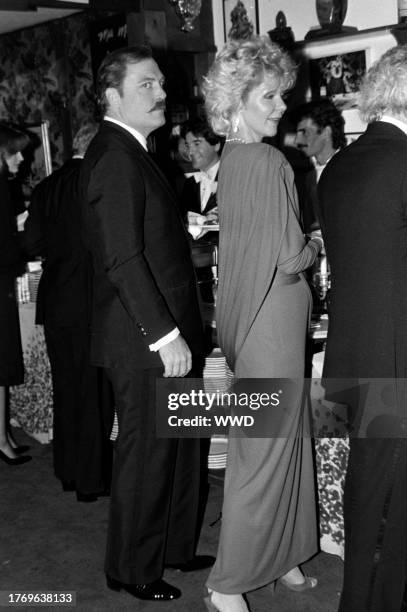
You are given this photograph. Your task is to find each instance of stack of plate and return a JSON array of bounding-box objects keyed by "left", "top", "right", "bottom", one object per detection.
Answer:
[
  {"left": 203, "top": 348, "right": 233, "bottom": 394},
  {"left": 208, "top": 435, "right": 228, "bottom": 470}
]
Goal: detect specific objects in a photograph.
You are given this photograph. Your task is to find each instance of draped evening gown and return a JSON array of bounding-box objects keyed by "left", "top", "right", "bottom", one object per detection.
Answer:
[{"left": 207, "top": 142, "right": 319, "bottom": 593}]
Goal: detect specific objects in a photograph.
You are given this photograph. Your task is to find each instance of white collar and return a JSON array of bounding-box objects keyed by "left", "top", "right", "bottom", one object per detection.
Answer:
[
  {"left": 104, "top": 116, "right": 148, "bottom": 151},
  {"left": 312, "top": 150, "right": 339, "bottom": 170},
  {"left": 380, "top": 115, "right": 407, "bottom": 137},
  {"left": 193, "top": 160, "right": 220, "bottom": 183}
]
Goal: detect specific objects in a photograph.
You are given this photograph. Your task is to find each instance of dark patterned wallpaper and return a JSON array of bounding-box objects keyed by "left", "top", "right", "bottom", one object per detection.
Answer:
[{"left": 0, "top": 12, "right": 95, "bottom": 175}]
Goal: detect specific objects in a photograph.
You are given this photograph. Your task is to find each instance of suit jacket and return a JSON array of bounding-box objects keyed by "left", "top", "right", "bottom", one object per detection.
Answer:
[
  {"left": 23, "top": 158, "right": 91, "bottom": 327},
  {"left": 179, "top": 173, "right": 219, "bottom": 249},
  {"left": 298, "top": 167, "right": 320, "bottom": 232},
  {"left": 179, "top": 172, "right": 218, "bottom": 218},
  {"left": 283, "top": 145, "right": 319, "bottom": 233},
  {"left": 79, "top": 121, "right": 203, "bottom": 370},
  {"left": 319, "top": 121, "right": 407, "bottom": 379}
]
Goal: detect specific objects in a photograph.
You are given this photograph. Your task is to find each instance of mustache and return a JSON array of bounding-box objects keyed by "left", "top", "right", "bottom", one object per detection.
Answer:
[{"left": 149, "top": 101, "right": 166, "bottom": 112}]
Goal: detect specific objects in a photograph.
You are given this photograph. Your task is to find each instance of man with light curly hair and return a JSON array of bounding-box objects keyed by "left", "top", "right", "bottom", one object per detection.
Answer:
[{"left": 318, "top": 44, "right": 407, "bottom": 612}]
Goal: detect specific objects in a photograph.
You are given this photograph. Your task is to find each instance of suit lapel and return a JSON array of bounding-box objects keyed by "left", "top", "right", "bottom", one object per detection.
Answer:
[
  {"left": 203, "top": 192, "right": 217, "bottom": 214},
  {"left": 142, "top": 149, "right": 178, "bottom": 203},
  {"left": 101, "top": 121, "right": 177, "bottom": 205}
]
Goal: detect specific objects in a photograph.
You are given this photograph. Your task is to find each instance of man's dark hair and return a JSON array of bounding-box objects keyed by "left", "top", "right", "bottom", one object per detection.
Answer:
[
  {"left": 294, "top": 98, "right": 346, "bottom": 150},
  {"left": 97, "top": 45, "right": 153, "bottom": 115},
  {"left": 180, "top": 118, "right": 223, "bottom": 148}
]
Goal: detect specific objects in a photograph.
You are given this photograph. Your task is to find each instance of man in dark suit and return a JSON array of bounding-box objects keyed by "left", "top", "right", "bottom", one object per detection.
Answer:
[
  {"left": 179, "top": 119, "right": 222, "bottom": 305},
  {"left": 23, "top": 124, "right": 113, "bottom": 501},
  {"left": 79, "top": 46, "right": 211, "bottom": 602},
  {"left": 318, "top": 45, "right": 407, "bottom": 612},
  {"left": 293, "top": 98, "right": 346, "bottom": 232},
  {"left": 179, "top": 118, "right": 221, "bottom": 225}
]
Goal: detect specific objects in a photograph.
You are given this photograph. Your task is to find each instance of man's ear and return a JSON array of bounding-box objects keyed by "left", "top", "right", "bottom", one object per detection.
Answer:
[
  {"left": 324, "top": 125, "right": 333, "bottom": 141},
  {"left": 105, "top": 87, "right": 120, "bottom": 109}
]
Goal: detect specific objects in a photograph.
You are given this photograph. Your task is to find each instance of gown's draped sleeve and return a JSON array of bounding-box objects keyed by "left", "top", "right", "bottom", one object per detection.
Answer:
[{"left": 216, "top": 143, "right": 315, "bottom": 371}]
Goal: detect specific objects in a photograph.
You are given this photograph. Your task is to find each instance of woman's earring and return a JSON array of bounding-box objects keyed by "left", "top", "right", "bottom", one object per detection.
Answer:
[{"left": 232, "top": 116, "right": 240, "bottom": 134}]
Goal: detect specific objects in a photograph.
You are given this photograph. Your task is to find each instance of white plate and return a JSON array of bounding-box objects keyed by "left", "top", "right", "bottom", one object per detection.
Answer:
[{"left": 201, "top": 224, "right": 219, "bottom": 231}]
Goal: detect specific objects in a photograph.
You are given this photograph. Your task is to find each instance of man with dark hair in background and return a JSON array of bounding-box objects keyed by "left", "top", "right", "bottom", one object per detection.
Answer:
[
  {"left": 179, "top": 118, "right": 222, "bottom": 228},
  {"left": 79, "top": 46, "right": 211, "bottom": 602},
  {"left": 23, "top": 123, "right": 114, "bottom": 502},
  {"left": 293, "top": 98, "right": 346, "bottom": 232},
  {"left": 179, "top": 119, "right": 223, "bottom": 305}
]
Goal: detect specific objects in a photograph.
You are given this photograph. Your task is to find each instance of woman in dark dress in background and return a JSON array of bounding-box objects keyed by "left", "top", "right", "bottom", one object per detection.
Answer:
[{"left": 0, "top": 123, "right": 31, "bottom": 465}]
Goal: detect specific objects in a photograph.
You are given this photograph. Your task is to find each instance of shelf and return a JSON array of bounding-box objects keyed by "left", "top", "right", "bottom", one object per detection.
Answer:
[{"left": 296, "top": 23, "right": 405, "bottom": 47}]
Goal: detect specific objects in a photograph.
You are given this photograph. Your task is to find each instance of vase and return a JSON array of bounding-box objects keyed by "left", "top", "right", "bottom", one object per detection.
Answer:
[{"left": 316, "top": 0, "right": 347, "bottom": 30}]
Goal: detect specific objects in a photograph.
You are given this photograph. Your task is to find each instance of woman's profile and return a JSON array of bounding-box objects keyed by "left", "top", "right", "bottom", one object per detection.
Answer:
[{"left": 202, "top": 36, "right": 323, "bottom": 612}]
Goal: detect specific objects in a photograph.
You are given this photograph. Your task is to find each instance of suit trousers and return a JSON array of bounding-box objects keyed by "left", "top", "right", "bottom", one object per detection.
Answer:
[
  {"left": 104, "top": 365, "right": 204, "bottom": 585},
  {"left": 44, "top": 325, "right": 113, "bottom": 494},
  {"left": 339, "top": 438, "right": 407, "bottom": 612}
]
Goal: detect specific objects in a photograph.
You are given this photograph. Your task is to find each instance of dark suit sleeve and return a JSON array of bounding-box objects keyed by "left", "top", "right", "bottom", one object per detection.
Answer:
[{"left": 87, "top": 150, "right": 176, "bottom": 343}]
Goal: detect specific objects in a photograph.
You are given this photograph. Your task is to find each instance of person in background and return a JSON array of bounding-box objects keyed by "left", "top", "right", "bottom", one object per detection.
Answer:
[
  {"left": 318, "top": 44, "right": 407, "bottom": 612},
  {"left": 0, "top": 123, "right": 31, "bottom": 466},
  {"left": 179, "top": 118, "right": 223, "bottom": 305},
  {"left": 202, "top": 36, "right": 322, "bottom": 612},
  {"left": 22, "top": 122, "right": 114, "bottom": 501},
  {"left": 293, "top": 98, "right": 346, "bottom": 232},
  {"left": 79, "top": 46, "right": 211, "bottom": 603},
  {"left": 179, "top": 118, "right": 222, "bottom": 237}
]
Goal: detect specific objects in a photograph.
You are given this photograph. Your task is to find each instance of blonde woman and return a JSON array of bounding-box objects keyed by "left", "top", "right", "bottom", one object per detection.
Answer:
[{"left": 203, "top": 37, "right": 322, "bottom": 612}]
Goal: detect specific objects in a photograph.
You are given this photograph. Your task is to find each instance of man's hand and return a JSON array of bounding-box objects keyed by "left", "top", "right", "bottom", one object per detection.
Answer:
[
  {"left": 158, "top": 335, "right": 192, "bottom": 377},
  {"left": 187, "top": 211, "right": 208, "bottom": 240}
]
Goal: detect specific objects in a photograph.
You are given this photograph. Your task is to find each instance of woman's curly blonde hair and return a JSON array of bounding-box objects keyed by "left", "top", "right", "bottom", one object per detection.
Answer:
[
  {"left": 203, "top": 36, "right": 296, "bottom": 136},
  {"left": 359, "top": 44, "right": 407, "bottom": 124}
]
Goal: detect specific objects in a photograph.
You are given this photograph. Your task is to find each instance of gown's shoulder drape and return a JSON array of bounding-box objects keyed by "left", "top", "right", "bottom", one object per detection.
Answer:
[{"left": 216, "top": 142, "right": 298, "bottom": 370}]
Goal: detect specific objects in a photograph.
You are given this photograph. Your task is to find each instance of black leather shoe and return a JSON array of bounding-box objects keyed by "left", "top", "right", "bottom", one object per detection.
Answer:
[
  {"left": 106, "top": 575, "right": 181, "bottom": 601},
  {"left": 0, "top": 450, "right": 32, "bottom": 466},
  {"left": 61, "top": 480, "right": 76, "bottom": 492},
  {"left": 165, "top": 555, "right": 216, "bottom": 572},
  {"left": 76, "top": 492, "right": 98, "bottom": 503}
]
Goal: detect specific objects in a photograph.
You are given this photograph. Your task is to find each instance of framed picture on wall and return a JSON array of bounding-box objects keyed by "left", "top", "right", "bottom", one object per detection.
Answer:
[
  {"left": 302, "top": 26, "right": 397, "bottom": 135},
  {"left": 223, "top": 0, "right": 259, "bottom": 43},
  {"left": 309, "top": 50, "right": 366, "bottom": 110},
  {"left": 24, "top": 120, "right": 52, "bottom": 189}
]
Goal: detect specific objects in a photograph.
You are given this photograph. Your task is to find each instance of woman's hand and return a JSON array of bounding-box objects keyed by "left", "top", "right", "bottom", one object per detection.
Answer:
[{"left": 307, "top": 230, "right": 325, "bottom": 254}]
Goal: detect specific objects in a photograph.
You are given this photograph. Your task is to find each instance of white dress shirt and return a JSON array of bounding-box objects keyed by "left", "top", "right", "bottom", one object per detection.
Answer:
[
  {"left": 193, "top": 160, "right": 219, "bottom": 211},
  {"left": 381, "top": 115, "right": 407, "bottom": 136}
]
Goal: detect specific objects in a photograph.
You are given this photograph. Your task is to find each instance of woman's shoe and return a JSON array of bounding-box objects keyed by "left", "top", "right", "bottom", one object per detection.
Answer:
[
  {"left": 0, "top": 449, "right": 32, "bottom": 465},
  {"left": 204, "top": 589, "right": 249, "bottom": 612},
  {"left": 278, "top": 575, "right": 318, "bottom": 592}
]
